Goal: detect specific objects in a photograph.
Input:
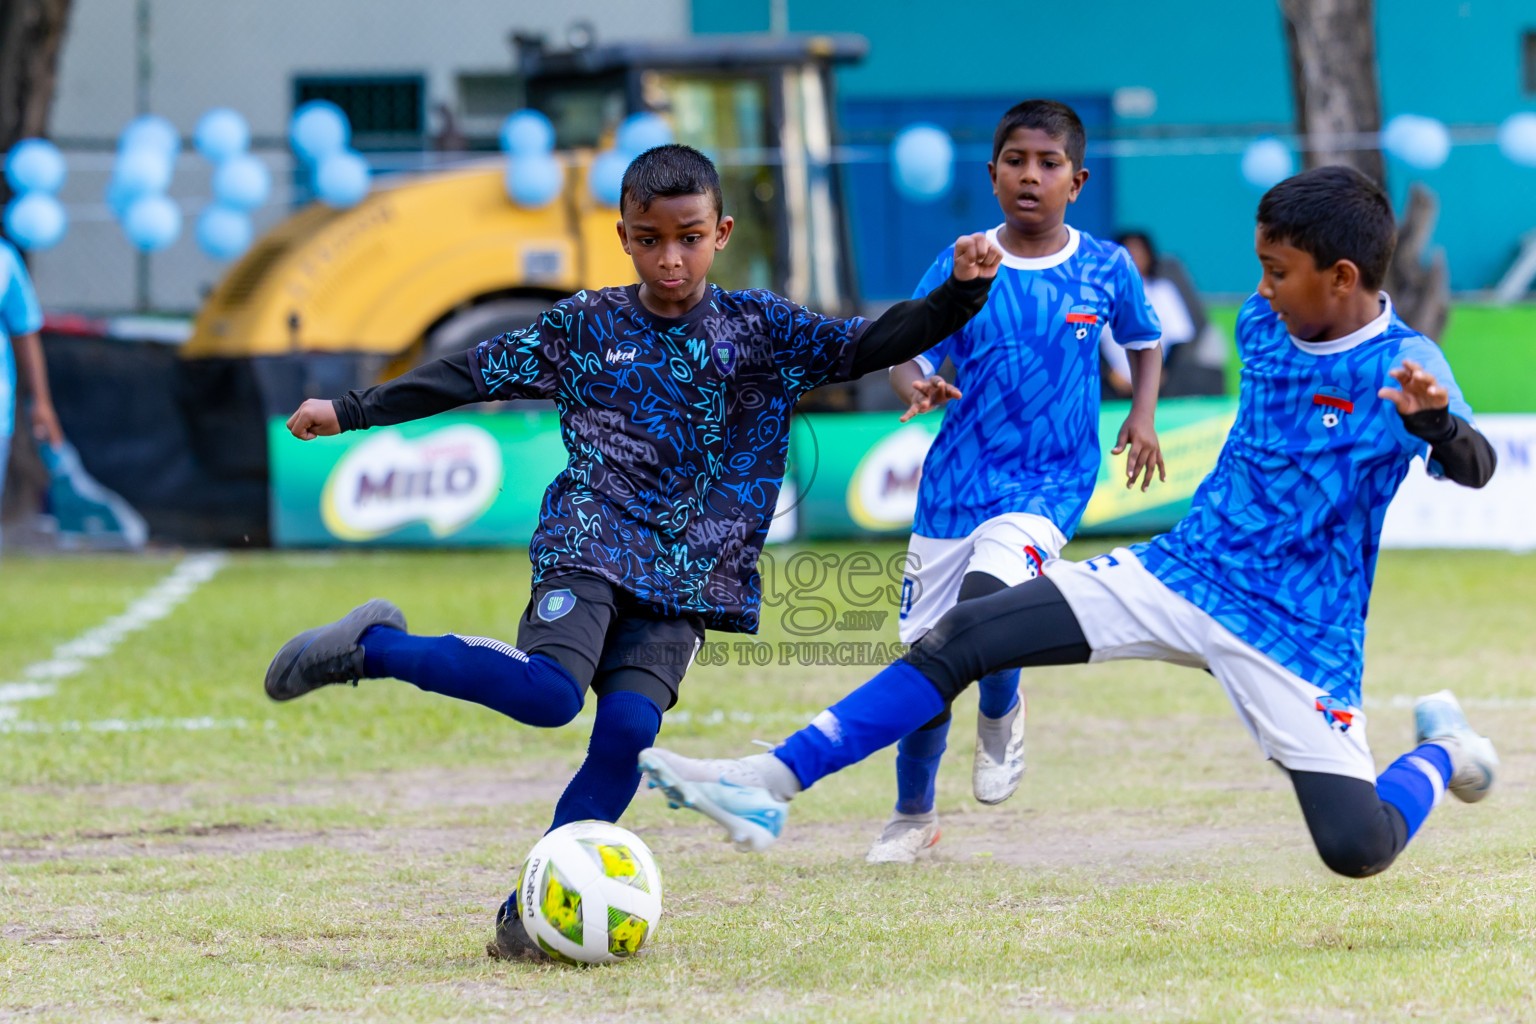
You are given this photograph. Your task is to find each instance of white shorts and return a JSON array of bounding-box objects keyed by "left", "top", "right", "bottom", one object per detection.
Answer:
[
  {"left": 1043, "top": 548, "right": 1376, "bottom": 782},
  {"left": 898, "top": 512, "right": 1067, "bottom": 644}
]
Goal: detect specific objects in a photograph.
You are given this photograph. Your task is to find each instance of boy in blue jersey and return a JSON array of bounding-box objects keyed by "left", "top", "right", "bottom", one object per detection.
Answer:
[
  {"left": 267, "top": 145, "right": 1002, "bottom": 958},
  {"left": 640, "top": 166, "right": 1501, "bottom": 881},
  {"left": 869, "top": 100, "right": 1165, "bottom": 863},
  {"left": 1, "top": 238, "right": 64, "bottom": 554}
]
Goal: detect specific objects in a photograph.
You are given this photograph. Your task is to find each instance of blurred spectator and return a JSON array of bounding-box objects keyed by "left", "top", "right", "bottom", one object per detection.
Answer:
[
  {"left": 1102, "top": 230, "right": 1227, "bottom": 398},
  {"left": 1, "top": 237, "right": 63, "bottom": 553}
]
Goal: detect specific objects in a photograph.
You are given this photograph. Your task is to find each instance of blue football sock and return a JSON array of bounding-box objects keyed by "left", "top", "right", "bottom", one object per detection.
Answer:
[
  {"left": 360, "top": 626, "right": 582, "bottom": 727},
  {"left": 1375, "top": 742, "right": 1453, "bottom": 839},
  {"left": 976, "top": 668, "right": 1020, "bottom": 719},
  {"left": 549, "top": 690, "right": 663, "bottom": 831},
  {"left": 775, "top": 660, "right": 946, "bottom": 790},
  {"left": 894, "top": 716, "right": 950, "bottom": 816}
]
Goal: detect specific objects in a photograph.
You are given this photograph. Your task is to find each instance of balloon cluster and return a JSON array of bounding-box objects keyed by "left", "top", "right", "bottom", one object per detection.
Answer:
[
  {"left": 103, "top": 115, "right": 184, "bottom": 251},
  {"left": 3, "top": 138, "right": 68, "bottom": 251},
  {"left": 892, "top": 124, "right": 955, "bottom": 202},
  {"left": 194, "top": 107, "right": 266, "bottom": 261},
  {"left": 500, "top": 109, "right": 563, "bottom": 208},
  {"left": 290, "top": 100, "right": 370, "bottom": 209},
  {"left": 1240, "top": 136, "right": 1295, "bottom": 190},
  {"left": 588, "top": 112, "right": 674, "bottom": 208}
]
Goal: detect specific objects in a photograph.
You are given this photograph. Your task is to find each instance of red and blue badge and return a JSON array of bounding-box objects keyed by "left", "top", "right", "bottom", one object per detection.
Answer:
[
  {"left": 1315, "top": 694, "right": 1357, "bottom": 732},
  {"left": 1313, "top": 385, "right": 1354, "bottom": 428},
  {"left": 1022, "top": 544, "right": 1044, "bottom": 579},
  {"left": 1066, "top": 304, "right": 1098, "bottom": 340}
]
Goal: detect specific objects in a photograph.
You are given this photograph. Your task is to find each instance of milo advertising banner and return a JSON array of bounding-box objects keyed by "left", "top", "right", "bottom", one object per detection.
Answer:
[
  {"left": 791, "top": 397, "right": 1239, "bottom": 538},
  {"left": 270, "top": 411, "right": 569, "bottom": 546},
  {"left": 269, "top": 399, "right": 1239, "bottom": 547}
]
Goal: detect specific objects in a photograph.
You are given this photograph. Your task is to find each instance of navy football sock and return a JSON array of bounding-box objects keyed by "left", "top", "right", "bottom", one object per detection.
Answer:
[
  {"left": 549, "top": 690, "right": 663, "bottom": 830},
  {"left": 894, "top": 716, "right": 950, "bottom": 816},
  {"left": 360, "top": 626, "right": 582, "bottom": 727},
  {"left": 776, "top": 660, "right": 946, "bottom": 790},
  {"left": 976, "top": 668, "right": 1020, "bottom": 719}
]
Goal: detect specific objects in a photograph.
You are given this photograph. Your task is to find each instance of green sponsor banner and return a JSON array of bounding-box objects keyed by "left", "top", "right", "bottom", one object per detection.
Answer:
[
  {"left": 792, "top": 397, "right": 1238, "bottom": 539},
  {"left": 269, "top": 411, "right": 569, "bottom": 546}
]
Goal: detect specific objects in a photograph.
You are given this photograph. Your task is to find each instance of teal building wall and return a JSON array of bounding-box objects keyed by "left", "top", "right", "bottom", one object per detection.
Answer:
[{"left": 694, "top": 0, "right": 1536, "bottom": 297}]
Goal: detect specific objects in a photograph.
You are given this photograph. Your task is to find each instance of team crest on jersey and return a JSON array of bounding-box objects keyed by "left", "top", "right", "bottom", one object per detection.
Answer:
[
  {"left": 710, "top": 340, "right": 736, "bottom": 375},
  {"left": 1315, "top": 694, "right": 1358, "bottom": 732},
  {"left": 537, "top": 589, "right": 577, "bottom": 622},
  {"left": 1312, "top": 386, "right": 1354, "bottom": 428},
  {"left": 1022, "top": 544, "right": 1044, "bottom": 579},
  {"left": 1065, "top": 304, "right": 1098, "bottom": 340}
]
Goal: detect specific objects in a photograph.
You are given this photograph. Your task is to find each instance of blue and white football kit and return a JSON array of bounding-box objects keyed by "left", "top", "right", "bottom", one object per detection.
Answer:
[
  {"left": 1044, "top": 293, "right": 1473, "bottom": 780},
  {"left": 899, "top": 226, "right": 1160, "bottom": 643},
  {"left": 1, "top": 241, "right": 45, "bottom": 552}
]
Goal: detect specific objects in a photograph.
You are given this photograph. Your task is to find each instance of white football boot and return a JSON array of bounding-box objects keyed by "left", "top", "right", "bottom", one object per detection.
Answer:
[
  {"left": 972, "top": 691, "right": 1026, "bottom": 805},
  {"left": 1414, "top": 690, "right": 1498, "bottom": 803},
  {"left": 865, "top": 812, "right": 941, "bottom": 864},
  {"left": 638, "top": 747, "right": 793, "bottom": 852}
]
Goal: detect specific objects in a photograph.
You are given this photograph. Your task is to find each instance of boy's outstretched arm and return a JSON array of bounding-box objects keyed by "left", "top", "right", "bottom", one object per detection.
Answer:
[
  {"left": 847, "top": 233, "right": 1000, "bottom": 377},
  {"left": 1380, "top": 359, "right": 1496, "bottom": 488},
  {"left": 286, "top": 353, "right": 481, "bottom": 440},
  {"left": 1112, "top": 346, "right": 1164, "bottom": 491}
]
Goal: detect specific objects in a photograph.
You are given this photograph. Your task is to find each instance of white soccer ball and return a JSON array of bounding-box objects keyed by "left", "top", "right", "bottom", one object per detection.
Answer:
[{"left": 515, "top": 820, "right": 663, "bottom": 965}]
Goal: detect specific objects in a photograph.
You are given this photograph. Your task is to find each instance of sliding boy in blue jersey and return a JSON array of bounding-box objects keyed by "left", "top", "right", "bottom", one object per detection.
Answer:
[
  {"left": 265, "top": 145, "right": 1001, "bottom": 959},
  {"left": 641, "top": 166, "right": 1501, "bottom": 880},
  {"left": 870, "top": 100, "right": 1165, "bottom": 863}
]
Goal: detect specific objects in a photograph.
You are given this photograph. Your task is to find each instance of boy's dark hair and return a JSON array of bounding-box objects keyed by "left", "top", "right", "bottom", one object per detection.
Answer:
[
  {"left": 992, "top": 99, "right": 1086, "bottom": 169},
  {"left": 619, "top": 143, "right": 723, "bottom": 217},
  {"left": 1257, "top": 165, "right": 1396, "bottom": 290}
]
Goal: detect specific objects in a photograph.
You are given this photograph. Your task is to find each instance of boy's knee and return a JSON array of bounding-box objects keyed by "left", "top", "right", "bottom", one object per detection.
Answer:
[
  {"left": 591, "top": 690, "right": 662, "bottom": 752},
  {"left": 527, "top": 654, "right": 586, "bottom": 727},
  {"left": 1312, "top": 831, "right": 1398, "bottom": 879}
]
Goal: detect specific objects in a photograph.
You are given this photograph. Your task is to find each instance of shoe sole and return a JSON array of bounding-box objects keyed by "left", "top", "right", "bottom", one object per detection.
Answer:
[{"left": 638, "top": 753, "right": 778, "bottom": 853}]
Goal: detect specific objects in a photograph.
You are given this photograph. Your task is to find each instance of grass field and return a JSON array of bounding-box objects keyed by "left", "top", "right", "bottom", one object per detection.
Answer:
[{"left": 2, "top": 543, "right": 1533, "bottom": 1023}]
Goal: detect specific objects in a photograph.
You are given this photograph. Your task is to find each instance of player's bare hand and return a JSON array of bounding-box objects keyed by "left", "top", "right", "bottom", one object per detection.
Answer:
[
  {"left": 1112, "top": 412, "right": 1165, "bottom": 492},
  {"left": 30, "top": 397, "right": 64, "bottom": 447},
  {"left": 899, "top": 375, "right": 962, "bottom": 423},
  {"left": 952, "top": 232, "right": 1003, "bottom": 281},
  {"left": 1378, "top": 359, "right": 1449, "bottom": 416},
  {"left": 287, "top": 398, "right": 340, "bottom": 440}
]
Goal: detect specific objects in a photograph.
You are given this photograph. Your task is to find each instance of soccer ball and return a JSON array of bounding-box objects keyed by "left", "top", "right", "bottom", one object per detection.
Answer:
[{"left": 515, "top": 820, "right": 663, "bottom": 965}]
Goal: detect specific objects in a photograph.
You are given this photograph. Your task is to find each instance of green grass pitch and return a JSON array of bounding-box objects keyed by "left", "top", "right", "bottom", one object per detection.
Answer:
[{"left": 1, "top": 543, "right": 1533, "bottom": 1022}]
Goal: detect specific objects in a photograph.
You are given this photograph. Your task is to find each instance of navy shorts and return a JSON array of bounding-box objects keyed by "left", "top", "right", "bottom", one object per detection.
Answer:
[{"left": 515, "top": 573, "right": 705, "bottom": 711}]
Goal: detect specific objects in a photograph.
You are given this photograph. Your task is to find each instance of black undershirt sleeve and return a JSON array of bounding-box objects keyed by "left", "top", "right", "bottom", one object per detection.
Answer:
[
  {"left": 847, "top": 274, "right": 993, "bottom": 378},
  {"left": 1401, "top": 407, "right": 1497, "bottom": 489},
  {"left": 330, "top": 351, "right": 481, "bottom": 432}
]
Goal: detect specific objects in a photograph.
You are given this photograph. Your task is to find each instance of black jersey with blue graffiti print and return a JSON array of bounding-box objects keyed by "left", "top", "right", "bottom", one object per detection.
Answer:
[{"left": 468, "top": 283, "right": 864, "bottom": 633}]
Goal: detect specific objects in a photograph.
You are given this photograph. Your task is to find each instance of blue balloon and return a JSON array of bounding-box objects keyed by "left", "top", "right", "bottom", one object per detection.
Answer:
[
  {"left": 616, "top": 112, "right": 673, "bottom": 157},
  {"left": 505, "top": 152, "right": 564, "bottom": 208},
  {"left": 212, "top": 154, "right": 271, "bottom": 210},
  {"left": 122, "top": 194, "right": 182, "bottom": 251},
  {"left": 112, "top": 146, "right": 175, "bottom": 198},
  {"left": 500, "top": 109, "right": 556, "bottom": 156},
  {"left": 314, "top": 150, "right": 370, "bottom": 208},
  {"left": 4, "top": 193, "right": 67, "bottom": 251},
  {"left": 1241, "top": 137, "right": 1294, "bottom": 189},
  {"left": 5, "top": 138, "right": 67, "bottom": 194},
  {"left": 1497, "top": 112, "right": 1536, "bottom": 167},
  {"left": 195, "top": 203, "right": 253, "bottom": 260},
  {"left": 1382, "top": 114, "right": 1450, "bottom": 171},
  {"left": 588, "top": 149, "right": 628, "bottom": 208},
  {"left": 194, "top": 108, "right": 250, "bottom": 162},
  {"left": 290, "top": 100, "right": 351, "bottom": 164},
  {"left": 891, "top": 123, "right": 954, "bottom": 202},
  {"left": 119, "top": 114, "right": 180, "bottom": 159}
]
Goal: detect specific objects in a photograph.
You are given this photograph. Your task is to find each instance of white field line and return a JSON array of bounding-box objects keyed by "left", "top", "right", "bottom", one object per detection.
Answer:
[
  {"left": 0, "top": 715, "right": 272, "bottom": 735},
  {"left": 0, "top": 553, "right": 226, "bottom": 721}
]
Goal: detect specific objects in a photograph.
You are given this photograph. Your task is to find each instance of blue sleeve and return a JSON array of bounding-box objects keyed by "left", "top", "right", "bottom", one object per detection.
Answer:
[
  {"left": 470, "top": 300, "right": 571, "bottom": 401},
  {"left": 1233, "top": 293, "right": 1273, "bottom": 362},
  {"left": 910, "top": 249, "right": 957, "bottom": 375},
  {"left": 1107, "top": 246, "right": 1161, "bottom": 348},
  {"left": 0, "top": 243, "right": 44, "bottom": 337},
  {"left": 773, "top": 295, "right": 868, "bottom": 392},
  {"left": 1382, "top": 338, "right": 1476, "bottom": 470}
]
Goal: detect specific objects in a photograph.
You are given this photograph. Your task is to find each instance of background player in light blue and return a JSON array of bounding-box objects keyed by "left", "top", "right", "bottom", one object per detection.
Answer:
[
  {"left": 0, "top": 237, "right": 63, "bottom": 555},
  {"left": 642, "top": 166, "right": 1501, "bottom": 882},
  {"left": 867, "top": 101, "right": 1165, "bottom": 863}
]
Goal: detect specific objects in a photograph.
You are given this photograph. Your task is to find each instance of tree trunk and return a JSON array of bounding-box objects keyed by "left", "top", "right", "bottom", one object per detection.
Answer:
[
  {"left": 0, "top": 0, "right": 73, "bottom": 540},
  {"left": 1280, "top": 0, "right": 1448, "bottom": 338}
]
